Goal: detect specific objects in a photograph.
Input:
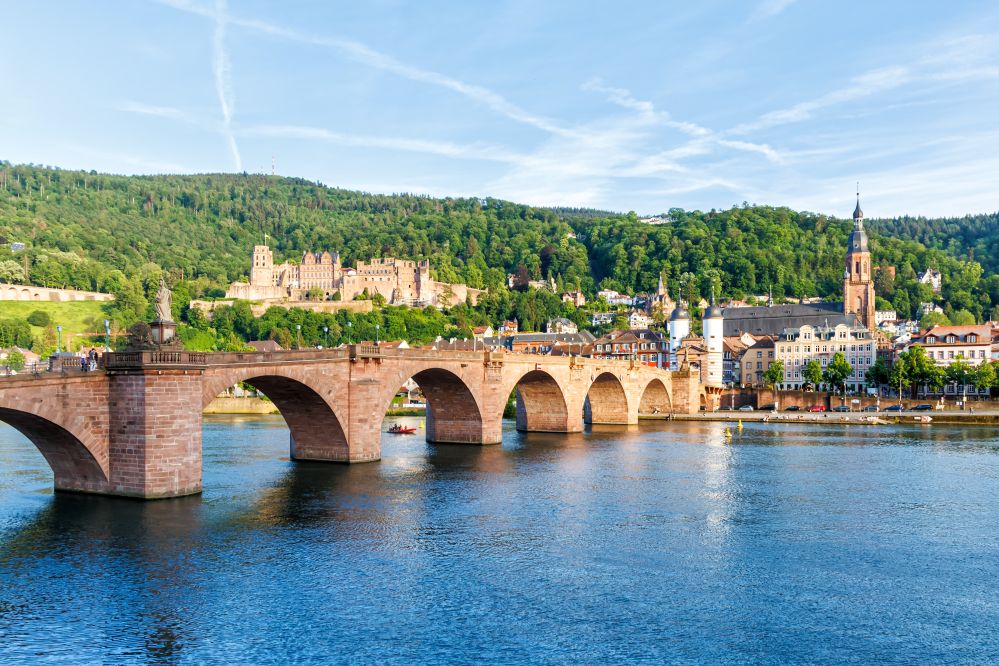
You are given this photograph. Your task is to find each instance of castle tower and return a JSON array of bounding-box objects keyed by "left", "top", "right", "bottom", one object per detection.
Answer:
[
  {"left": 250, "top": 245, "right": 274, "bottom": 287},
  {"left": 668, "top": 300, "right": 691, "bottom": 371},
  {"left": 843, "top": 192, "right": 875, "bottom": 330},
  {"left": 703, "top": 291, "right": 724, "bottom": 385}
]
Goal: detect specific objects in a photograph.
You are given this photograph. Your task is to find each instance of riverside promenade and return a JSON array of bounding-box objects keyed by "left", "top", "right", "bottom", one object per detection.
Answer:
[{"left": 658, "top": 408, "right": 999, "bottom": 425}]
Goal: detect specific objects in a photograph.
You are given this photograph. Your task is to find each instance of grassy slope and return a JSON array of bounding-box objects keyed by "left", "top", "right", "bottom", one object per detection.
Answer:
[{"left": 0, "top": 301, "right": 108, "bottom": 349}]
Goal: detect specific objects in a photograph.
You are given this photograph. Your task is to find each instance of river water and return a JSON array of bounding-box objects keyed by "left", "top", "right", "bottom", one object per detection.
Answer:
[{"left": 1, "top": 416, "right": 998, "bottom": 664}]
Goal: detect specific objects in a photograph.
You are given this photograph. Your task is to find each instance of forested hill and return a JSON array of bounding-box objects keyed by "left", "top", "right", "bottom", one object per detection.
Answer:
[
  {"left": 865, "top": 213, "right": 999, "bottom": 274},
  {"left": 0, "top": 161, "right": 996, "bottom": 322}
]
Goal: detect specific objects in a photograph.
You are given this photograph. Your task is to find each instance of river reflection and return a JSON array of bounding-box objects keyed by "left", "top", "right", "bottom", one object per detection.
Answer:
[{"left": 1, "top": 416, "right": 999, "bottom": 663}]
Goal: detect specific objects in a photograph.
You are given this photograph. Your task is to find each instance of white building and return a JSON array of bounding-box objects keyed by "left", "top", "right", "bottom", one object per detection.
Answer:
[
  {"left": 908, "top": 324, "right": 994, "bottom": 396},
  {"left": 546, "top": 318, "right": 578, "bottom": 334},
  {"left": 875, "top": 310, "right": 897, "bottom": 326},
  {"left": 591, "top": 312, "right": 615, "bottom": 327},
  {"left": 597, "top": 289, "right": 633, "bottom": 306},
  {"left": 919, "top": 302, "right": 944, "bottom": 316},
  {"left": 774, "top": 323, "right": 876, "bottom": 392},
  {"left": 919, "top": 268, "right": 942, "bottom": 293},
  {"left": 627, "top": 310, "right": 653, "bottom": 329}
]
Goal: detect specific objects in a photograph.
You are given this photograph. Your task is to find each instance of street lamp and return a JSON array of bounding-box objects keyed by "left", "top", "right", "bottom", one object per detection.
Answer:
[
  {"left": 103, "top": 319, "right": 111, "bottom": 352},
  {"left": 296, "top": 324, "right": 302, "bottom": 350},
  {"left": 347, "top": 321, "right": 352, "bottom": 345},
  {"left": 375, "top": 324, "right": 380, "bottom": 346},
  {"left": 56, "top": 325, "right": 63, "bottom": 353},
  {"left": 323, "top": 326, "right": 329, "bottom": 349}
]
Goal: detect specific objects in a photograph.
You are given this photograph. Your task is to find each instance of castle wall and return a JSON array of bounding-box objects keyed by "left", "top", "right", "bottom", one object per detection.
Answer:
[
  {"left": 0, "top": 283, "right": 114, "bottom": 302},
  {"left": 231, "top": 247, "right": 482, "bottom": 308}
]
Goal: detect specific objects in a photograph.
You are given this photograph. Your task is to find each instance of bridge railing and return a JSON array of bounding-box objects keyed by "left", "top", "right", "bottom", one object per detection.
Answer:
[
  {"left": 105, "top": 351, "right": 209, "bottom": 369},
  {"left": 204, "top": 348, "right": 351, "bottom": 366}
]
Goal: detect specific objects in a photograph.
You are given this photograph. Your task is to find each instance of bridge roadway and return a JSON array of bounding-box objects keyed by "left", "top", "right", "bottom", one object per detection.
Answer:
[{"left": 0, "top": 345, "right": 712, "bottom": 499}]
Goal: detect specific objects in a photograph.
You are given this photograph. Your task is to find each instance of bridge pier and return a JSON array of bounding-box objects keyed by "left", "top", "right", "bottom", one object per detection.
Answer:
[{"left": 107, "top": 366, "right": 204, "bottom": 499}]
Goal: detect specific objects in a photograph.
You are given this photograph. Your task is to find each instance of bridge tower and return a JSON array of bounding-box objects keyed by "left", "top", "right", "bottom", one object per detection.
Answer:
[
  {"left": 668, "top": 302, "right": 690, "bottom": 371},
  {"left": 703, "top": 293, "right": 724, "bottom": 386}
]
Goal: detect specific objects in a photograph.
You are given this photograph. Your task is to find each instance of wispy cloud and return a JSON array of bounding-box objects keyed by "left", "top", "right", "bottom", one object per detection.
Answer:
[
  {"left": 241, "top": 124, "right": 527, "bottom": 163},
  {"left": 751, "top": 0, "right": 798, "bottom": 20},
  {"left": 120, "top": 101, "right": 192, "bottom": 122},
  {"left": 731, "top": 66, "right": 913, "bottom": 134},
  {"left": 212, "top": 0, "right": 241, "bottom": 171},
  {"left": 581, "top": 78, "right": 712, "bottom": 137},
  {"left": 156, "top": 0, "right": 574, "bottom": 138}
]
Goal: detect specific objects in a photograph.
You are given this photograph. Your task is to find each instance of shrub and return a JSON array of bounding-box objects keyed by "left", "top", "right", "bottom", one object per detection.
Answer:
[{"left": 26, "top": 310, "right": 51, "bottom": 327}]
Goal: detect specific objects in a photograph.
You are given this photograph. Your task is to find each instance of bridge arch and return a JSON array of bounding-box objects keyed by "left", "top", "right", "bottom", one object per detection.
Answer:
[
  {"left": 0, "top": 407, "right": 109, "bottom": 493},
  {"left": 510, "top": 369, "right": 571, "bottom": 432},
  {"left": 585, "top": 372, "right": 632, "bottom": 424},
  {"left": 639, "top": 378, "right": 672, "bottom": 416},
  {"left": 378, "top": 367, "right": 485, "bottom": 445},
  {"left": 203, "top": 371, "right": 349, "bottom": 462}
]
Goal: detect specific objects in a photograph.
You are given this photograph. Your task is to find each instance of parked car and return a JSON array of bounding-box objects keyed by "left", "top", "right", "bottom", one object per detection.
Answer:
[
  {"left": 831, "top": 405, "right": 850, "bottom": 412},
  {"left": 738, "top": 404, "right": 754, "bottom": 411},
  {"left": 912, "top": 404, "right": 934, "bottom": 411},
  {"left": 863, "top": 405, "right": 880, "bottom": 412},
  {"left": 807, "top": 405, "right": 826, "bottom": 413},
  {"left": 885, "top": 404, "right": 904, "bottom": 412},
  {"left": 784, "top": 405, "right": 801, "bottom": 411}
]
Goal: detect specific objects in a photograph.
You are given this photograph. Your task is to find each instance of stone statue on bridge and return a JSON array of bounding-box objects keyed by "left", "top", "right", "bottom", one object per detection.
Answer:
[{"left": 154, "top": 277, "right": 173, "bottom": 323}]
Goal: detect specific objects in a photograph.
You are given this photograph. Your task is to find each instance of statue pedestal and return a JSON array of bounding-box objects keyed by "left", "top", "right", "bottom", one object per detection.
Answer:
[{"left": 150, "top": 320, "right": 177, "bottom": 346}]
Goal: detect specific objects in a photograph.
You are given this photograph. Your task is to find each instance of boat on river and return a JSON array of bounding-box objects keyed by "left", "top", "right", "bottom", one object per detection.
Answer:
[{"left": 388, "top": 424, "right": 417, "bottom": 434}]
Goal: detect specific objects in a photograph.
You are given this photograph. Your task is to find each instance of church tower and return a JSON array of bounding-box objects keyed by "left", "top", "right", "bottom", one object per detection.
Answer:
[{"left": 843, "top": 192, "right": 875, "bottom": 330}]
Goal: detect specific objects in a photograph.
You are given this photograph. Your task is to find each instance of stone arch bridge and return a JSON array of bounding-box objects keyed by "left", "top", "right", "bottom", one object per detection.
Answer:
[{"left": 0, "top": 346, "right": 714, "bottom": 499}]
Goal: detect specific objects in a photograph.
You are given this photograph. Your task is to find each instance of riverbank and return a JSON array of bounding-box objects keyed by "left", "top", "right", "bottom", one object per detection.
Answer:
[
  {"left": 203, "top": 396, "right": 427, "bottom": 416},
  {"left": 649, "top": 410, "right": 999, "bottom": 425}
]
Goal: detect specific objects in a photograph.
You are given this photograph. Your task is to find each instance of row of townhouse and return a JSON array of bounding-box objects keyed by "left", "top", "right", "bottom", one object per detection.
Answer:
[
  {"left": 590, "top": 330, "right": 669, "bottom": 368},
  {"left": 904, "top": 324, "right": 999, "bottom": 396}
]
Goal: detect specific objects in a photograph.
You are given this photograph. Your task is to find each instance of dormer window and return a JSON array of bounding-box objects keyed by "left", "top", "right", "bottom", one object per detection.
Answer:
[
  {"left": 926, "top": 336, "right": 936, "bottom": 344},
  {"left": 968, "top": 334, "right": 977, "bottom": 343},
  {"left": 946, "top": 335, "right": 956, "bottom": 344}
]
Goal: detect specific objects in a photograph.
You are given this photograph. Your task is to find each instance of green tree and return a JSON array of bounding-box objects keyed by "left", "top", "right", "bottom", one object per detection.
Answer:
[
  {"left": 0, "top": 259, "right": 25, "bottom": 283},
  {"left": 893, "top": 346, "right": 944, "bottom": 397},
  {"left": 945, "top": 356, "right": 974, "bottom": 389},
  {"left": 865, "top": 357, "right": 891, "bottom": 387},
  {"left": 951, "top": 309, "right": 976, "bottom": 325},
  {"left": 5, "top": 350, "right": 25, "bottom": 371},
  {"left": 762, "top": 359, "right": 784, "bottom": 388},
  {"left": 972, "top": 361, "right": 995, "bottom": 394},
  {"left": 802, "top": 359, "right": 823, "bottom": 390},
  {"left": 919, "top": 311, "right": 949, "bottom": 328},
  {"left": 822, "top": 352, "right": 853, "bottom": 394}
]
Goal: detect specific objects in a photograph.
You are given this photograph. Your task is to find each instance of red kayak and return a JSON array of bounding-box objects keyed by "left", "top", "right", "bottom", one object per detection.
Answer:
[{"left": 388, "top": 424, "right": 417, "bottom": 434}]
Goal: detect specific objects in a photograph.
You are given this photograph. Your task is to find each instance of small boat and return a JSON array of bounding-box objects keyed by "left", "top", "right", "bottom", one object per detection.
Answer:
[
  {"left": 388, "top": 424, "right": 417, "bottom": 434},
  {"left": 915, "top": 415, "right": 932, "bottom": 424}
]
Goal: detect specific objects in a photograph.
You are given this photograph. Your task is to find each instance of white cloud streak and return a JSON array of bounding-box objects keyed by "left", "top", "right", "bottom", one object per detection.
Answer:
[
  {"left": 241, "top": 124, "right": 528, "bottom": 163},
  {"left": 156, "top": 0, "right": 573, "bottom": 138},
  {"left": 120, "top": 101, "right": 191, "bottom": 122},
  {"left": 751, "top": 0, "right": 798, "bottom": 20},
  {"left": 212, "top": 0, "right": 242, "bottom": 171}
]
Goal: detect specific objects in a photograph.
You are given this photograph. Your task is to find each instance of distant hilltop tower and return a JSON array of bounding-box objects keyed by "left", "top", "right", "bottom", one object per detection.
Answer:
[
  {"left": 843, "top": 188, "right": 875, "bottom": 331},
  {"left": 251, "top": 244, "right": 275, "bottom": 287},
  {"left": 703, "top": 291, "right": 724, "bottom": 385},
  {"left": 668, "top": 298, "right": 691, "bottom": 371}
]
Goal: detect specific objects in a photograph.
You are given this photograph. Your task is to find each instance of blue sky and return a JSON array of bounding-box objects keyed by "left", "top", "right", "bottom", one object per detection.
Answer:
[{"left": 2, "top": 1, "right": 998, "bottom": 217}]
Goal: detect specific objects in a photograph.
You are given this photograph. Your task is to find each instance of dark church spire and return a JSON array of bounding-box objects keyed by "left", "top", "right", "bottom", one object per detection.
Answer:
[{"left": 853, "top": 182, "right": 863, "bottom": 226}]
